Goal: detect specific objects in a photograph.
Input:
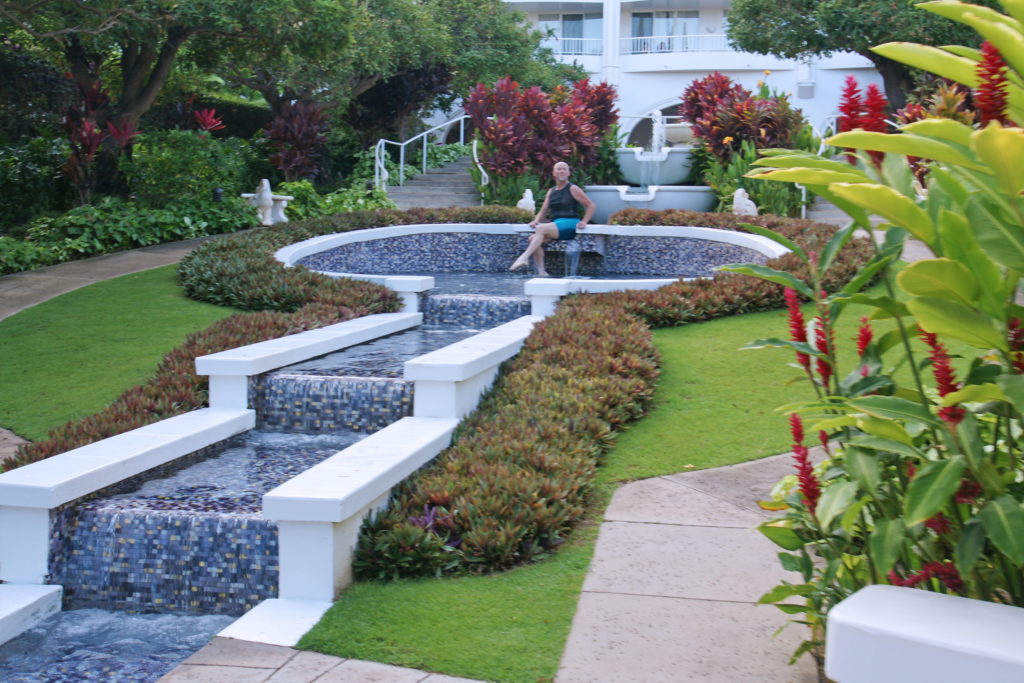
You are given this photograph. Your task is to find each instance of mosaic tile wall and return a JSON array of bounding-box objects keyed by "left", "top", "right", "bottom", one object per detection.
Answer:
[
  {"left": 603, "top": 236, "right": 765, "bottom": 277},
  {"left": 253, "top": 375, "right": 413, "bottom": 433},
  {"left": 422, "top": 294, "right": 531, "bottom": 327},
  {"left": 51, "top": 506, "right": 277, "bottom": 615}
]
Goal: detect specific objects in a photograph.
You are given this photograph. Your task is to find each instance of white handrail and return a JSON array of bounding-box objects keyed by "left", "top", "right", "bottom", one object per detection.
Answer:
[
  {"left": 373, "top": 115, "right": 470, "bottom": 190},
  {"left": 471, "top": 138, "right": 489, "bottom": 205}
]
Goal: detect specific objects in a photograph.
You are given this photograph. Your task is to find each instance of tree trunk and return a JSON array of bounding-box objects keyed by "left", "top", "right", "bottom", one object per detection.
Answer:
[
  {"left": 116, "top": 25, "right": 193, "bottom": 124},
  {"left": 866, "top": 53, "right": 914, "bottom": 112}
]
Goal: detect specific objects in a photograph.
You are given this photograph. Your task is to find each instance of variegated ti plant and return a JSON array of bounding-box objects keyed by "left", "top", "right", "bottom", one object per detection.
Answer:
[{"left": 719, "top": 0, "right": 1024, "bottom": 666}]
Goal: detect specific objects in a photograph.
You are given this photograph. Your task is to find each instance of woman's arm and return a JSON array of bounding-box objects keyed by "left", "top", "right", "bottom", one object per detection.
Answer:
[{"left": 570, "top": 185, "right": 596, "bottom": 229}]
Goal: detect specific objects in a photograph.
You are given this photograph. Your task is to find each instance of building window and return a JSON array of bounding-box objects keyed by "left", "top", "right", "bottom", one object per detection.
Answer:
[
  {"left": 629, "top": 10, "right": 699, "bottom": 53},
  {"left": 539, "top": 12, "right": 602, "bottom": 55}
]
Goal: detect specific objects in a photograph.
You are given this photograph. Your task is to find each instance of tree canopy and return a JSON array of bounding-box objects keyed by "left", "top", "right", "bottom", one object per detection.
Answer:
[{"left": 725, "top": 0, "right": 996, "bottom": 109}]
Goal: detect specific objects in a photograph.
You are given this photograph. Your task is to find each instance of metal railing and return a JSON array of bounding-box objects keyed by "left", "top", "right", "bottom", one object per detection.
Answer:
[
  {"left": 540, "top": 36, "right": 603, "bottom": 56},
  {"left": 620, "top": 34, "right": 730, "bottom": 55},
  {"left": 374, "top": 115, "right": 471, "bottom": 190}
]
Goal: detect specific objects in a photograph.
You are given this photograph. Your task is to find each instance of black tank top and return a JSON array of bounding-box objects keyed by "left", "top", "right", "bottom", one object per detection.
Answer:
[{"left": 548, "top": 183, "right": 581, "bottom": 219}]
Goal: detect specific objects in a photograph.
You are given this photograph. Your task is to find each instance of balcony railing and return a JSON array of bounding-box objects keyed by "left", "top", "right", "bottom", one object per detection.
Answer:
[
  {"left": 540, "top": 36, "right": 604, "bottom": 56},
  {"left": 620, "top": 34, "right": 730, "bottom": 55}
]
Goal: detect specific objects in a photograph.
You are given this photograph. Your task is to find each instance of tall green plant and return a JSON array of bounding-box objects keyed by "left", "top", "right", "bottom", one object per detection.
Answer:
[{"left": 720, "top": 0, "right": 1024, "bottom": 666}]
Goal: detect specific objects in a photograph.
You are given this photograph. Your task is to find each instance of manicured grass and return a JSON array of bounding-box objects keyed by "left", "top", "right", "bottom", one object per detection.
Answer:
[{"left": 0, "top": 265, "right": 237, "bottom": 441}]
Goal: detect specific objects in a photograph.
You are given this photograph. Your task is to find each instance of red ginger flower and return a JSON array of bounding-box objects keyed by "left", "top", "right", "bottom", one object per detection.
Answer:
[
  {"left": 975, "top": 41, "right": 1011, "bottom": 127},
  {"left": 789, "top": 414, "right": 821, "bottom": 514},
  {"left": 925, "top": 513, "right": 951, "bottom": 535},
  {"left": 814, "top": 315, "right": 834, "bottom": 388},
  {"left": 919, "top": 328, "right": 965, "bottom": 425},
  {"left": 889, "top": 561, "right": 965, "bottom": 594},
  {"left": 955, "top": 479, "right": 983, "bottom": 504},
  {"left": 856, "top": 316, "right": 873, "bottom": 377},
  {"left": 861, "top": 84, "right": 889, "bottom": 166},
  {"left": 784, "top": 288, "right": 810, "bottom": 370}
]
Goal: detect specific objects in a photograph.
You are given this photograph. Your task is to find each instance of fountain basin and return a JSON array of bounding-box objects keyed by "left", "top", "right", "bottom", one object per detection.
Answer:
[
  {"left": 615, "top": 147, "right": 693, "bottom": 185},
  {"left": 664, "top": 123, "right": 695, "bottom": 145},
  {"left": 585, "top": 185, "right": 716, "bottom": 223}
]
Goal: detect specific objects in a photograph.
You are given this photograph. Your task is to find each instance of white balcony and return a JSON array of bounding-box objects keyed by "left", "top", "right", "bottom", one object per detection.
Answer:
[
  {"left": 541, "top": 36, "right": 603, "bottom": 56},
  {"left": 620, "top": 34, "right": 730, "bottom": 54}
]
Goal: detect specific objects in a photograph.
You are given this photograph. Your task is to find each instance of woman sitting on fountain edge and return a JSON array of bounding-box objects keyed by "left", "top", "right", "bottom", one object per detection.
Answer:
[{"left": 511, "top": 161, "right": 596, "bottom": 277}]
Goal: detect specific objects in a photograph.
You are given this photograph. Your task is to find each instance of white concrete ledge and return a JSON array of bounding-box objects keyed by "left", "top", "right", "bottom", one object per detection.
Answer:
[
  {"left": 524, "top": 277, "right": 680, "bottom": 317},
  {"left": 827, "top": 585, "right": 1024, "bottom": 683},
  {"left": 319, "top": 275, "right": 434, "bottom": 313},
  {"left": 0, "top": 584, "right": 61, "bottom": 647},
  {"left": 263, "top": 416, "right": 459, "bottom": 601},
  {"left": 404, "top": 315, "right": 537, "bottom": 418},
  {"left": 196, "top": 312, "right": 422, "bottom": 409},
  {"left": 0, "top": 408, "right": 254, "bottom": 510},
  {"left": 217, "top": 598, "right": 332, "bottom": 647}
]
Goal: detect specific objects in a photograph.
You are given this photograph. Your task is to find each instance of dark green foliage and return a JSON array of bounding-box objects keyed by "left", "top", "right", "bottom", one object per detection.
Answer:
[
  {"left": 0, "top": 135, "right": 72, "bottom": 234},
  {"left": 2, "top": 197, "right": 254, "bottom": 274},
  {"left": 0, "top": 46, "right": 74, "bottom": 144},
  {"left": 122, "top": 130, "right": 256, "bottom": 206},
  {"left": 140, "top": 97, "right": 274, "bottom": 140}
]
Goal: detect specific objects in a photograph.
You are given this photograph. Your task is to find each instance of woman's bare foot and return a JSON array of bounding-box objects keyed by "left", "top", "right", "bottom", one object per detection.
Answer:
[
  {"left": 537, "top": 271, "right": 550, "bottom": 277},
  {"left": 510, "top": 257, "right": 528, "bottom": 271}
]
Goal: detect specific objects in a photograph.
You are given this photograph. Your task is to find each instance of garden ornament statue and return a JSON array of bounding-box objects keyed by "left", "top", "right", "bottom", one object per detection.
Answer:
[
  {"left": 732, "top": 188, "right": 758, "bottom": 216},
  {"left": 241, "top": 179, "right": 294, "bottom": 226},
  {"left": 516, "top": 189, "right": 535, "bottom": 212}
]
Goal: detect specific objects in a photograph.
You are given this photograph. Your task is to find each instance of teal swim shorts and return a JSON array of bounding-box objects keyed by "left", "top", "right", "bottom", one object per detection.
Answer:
[{"left": 554, "top": 217, "right": 578, "bottom": 240}]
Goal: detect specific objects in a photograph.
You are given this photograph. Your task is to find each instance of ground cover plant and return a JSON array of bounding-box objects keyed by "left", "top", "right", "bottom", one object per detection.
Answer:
[{"left": 719, "top": 0, "right": 1024, "bottom": 668}]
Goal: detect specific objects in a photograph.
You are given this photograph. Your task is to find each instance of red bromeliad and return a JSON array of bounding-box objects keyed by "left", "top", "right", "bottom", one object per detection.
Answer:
[
  {"left": 975, "top": 41, "right": 1011, "bottom": 127},
  {"left": 789, "top": 414, "right": 821, "bottom": 514},
  {"left": 919, "top": 328, "right": 965, "bottom": 426}
]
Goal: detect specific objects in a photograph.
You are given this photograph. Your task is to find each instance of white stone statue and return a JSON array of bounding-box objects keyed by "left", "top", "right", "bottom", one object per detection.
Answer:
[
  {"left": 516, "top": 188, "right": 535, "bottom": 213},
  {"left": 241, "top": 179, "right": 294, "bottom": 226},
  {"left": 732, "top": 188, "right": 758, "bottom": 216}
]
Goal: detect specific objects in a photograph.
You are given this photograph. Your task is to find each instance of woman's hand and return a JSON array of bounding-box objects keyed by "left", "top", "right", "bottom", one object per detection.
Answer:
[{"left": 576, "top": 221, "right": 587, "bottom": 230}]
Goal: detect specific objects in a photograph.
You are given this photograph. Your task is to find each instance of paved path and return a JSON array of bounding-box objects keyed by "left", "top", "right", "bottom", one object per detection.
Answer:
[{"left": 2, "top": 218, "right": 928, "bottom": 682}]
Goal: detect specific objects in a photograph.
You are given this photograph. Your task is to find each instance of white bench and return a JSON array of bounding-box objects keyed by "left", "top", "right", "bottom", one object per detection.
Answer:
[{"left": 827, "top": 585, "right": 1024, "bottom": 682}]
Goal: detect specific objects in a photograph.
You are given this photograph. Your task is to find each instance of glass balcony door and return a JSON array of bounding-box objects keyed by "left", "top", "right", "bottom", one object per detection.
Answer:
[{"left": 629, "top": 10, "right": 699, "bottom": 53}]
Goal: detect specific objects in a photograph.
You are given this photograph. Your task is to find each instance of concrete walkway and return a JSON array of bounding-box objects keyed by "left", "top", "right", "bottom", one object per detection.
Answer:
[{"left": 0, "top": 220, "right": 927, "bottom": 682}]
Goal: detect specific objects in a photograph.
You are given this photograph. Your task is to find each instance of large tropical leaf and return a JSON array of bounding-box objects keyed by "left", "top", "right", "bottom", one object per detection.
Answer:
[
  {"left": 980, "top": 495, "right": 1024, "bottom": 566},
  {"left": 828, "top": 184, "right": 935, "bottom": 244},
  {"left": 903, "top": 456, "right": 966, "bottom": 526},
  {"left": 869, "top": 518, "right": 906, "bottom": 577},
  {"left": 897, "top": 258, "right": 979, "bottom": 307},
  {"left": 908, "top": 296, "right": 1009, "bottom": 350}
]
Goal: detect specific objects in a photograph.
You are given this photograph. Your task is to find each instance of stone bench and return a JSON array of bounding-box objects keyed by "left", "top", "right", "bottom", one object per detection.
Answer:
[{"left": 827, "top": 585, "right": 1024, "bottom": 682}]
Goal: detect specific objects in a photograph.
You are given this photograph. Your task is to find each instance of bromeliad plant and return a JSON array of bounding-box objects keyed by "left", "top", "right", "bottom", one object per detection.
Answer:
[{"left": 720, "top": 0, "right": 1024, "bottom": 666}]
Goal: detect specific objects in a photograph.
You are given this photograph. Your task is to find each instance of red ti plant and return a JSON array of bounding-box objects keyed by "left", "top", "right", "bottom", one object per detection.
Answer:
[
  {"left": 194, "top": 108, "right": 226, "bottom": 133},
  {"left": 61, "top": 78, "right": 112, "bottom": 205},
  {"left": 265, "top": 100, "right": 329, "bottom": 181}
]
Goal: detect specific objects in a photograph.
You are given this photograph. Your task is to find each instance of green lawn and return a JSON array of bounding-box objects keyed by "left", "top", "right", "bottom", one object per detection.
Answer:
[{"left": 0, "top": 265, "right": 237, "bottom": 441}]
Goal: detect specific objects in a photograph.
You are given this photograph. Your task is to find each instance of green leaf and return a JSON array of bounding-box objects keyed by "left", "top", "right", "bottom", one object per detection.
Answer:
[
  {"left": 954, "top": 519, "right": 986, "bottom": 577},
  {"left": 839, "top": 294, "right": 910, "bottom": 319},
  {"left": 872, "top": 43, "right": 980, "bottom": 89},
  {"left": 752, "top": 167, "right": 869, "bottom": 186},
  {"left": 816, "top": 481, "right": 858, "bottom": 531},
  {"left": 941, "top": 383, "right": 1005, "bottom": 407},
  {"left": 849, "top": 395, "right": 942, "bottom": 427},
  {"left": 936, "top": 209, "right": 1006, "bottom": 319},
  {"left": 973, "top": 123, "right": 1024, "bottom": 198},
  {"left": 808, "top": 416, "right": 857, "bottom": 433},
  {"left": 736, "top": 222, "right": 807, "bottom": 261},
  {"left": 716, "top": 264, "right": 814, "bottom": 298},
  {"left": 897, "top": 259, "right": 979, "bottom": 308},
  {"left": 904, "top": 456, "right": 966, "bottom": 526},
  {"left": 966, "top": 193, "right": 1024, "bottom": 271},
  {"left": 997, "top": 373, "right": 1024, "bottom": 415},
  {"left": 841, "top": 496, "right": 871, "bottom": 536},
  {"left": 829, "top": 183, "right": 935, "bottom": 244},
  {"left": 908, "top": 296, "right": 1009, "bottom": 351},
  {"left": 741, "top": 338, "right": 819, "bottom": 356},
  {"left": 818, "top": 222, "right": 857, "bottom": 276},
  {"left": 849, "top": 435, "right": 922, "bottom": 458},
  {"left": 759, "top": 522, "right": 804, "bottom": 551},
  {"left": 902, "top": 117, "right": 974, "bottom": 148},
  {"left": 843, "top": 447, "right": 882, "bottom": 495},
  {"left": 980, "top": 496, "right": 1024, "bottom": 566},
  {"left": 828, "top": 130, "right": 986, "bottom": 171},
  {"left": 751, "top": 155, "right": 867, "bottom": 174},
  {"left": 869, "top": 518, "right": 906, "bottom": 577},
  {"left": 758, "top": 583, "right": 814, "bottom": 604}
]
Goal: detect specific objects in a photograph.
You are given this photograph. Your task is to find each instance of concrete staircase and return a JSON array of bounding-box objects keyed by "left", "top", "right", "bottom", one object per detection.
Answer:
[{"left": 386, "top": 157, "right": 481, "bottom": 210}]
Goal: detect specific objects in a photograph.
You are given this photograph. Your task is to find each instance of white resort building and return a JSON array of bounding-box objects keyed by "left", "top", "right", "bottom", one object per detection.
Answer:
[{"left": 509, "top": 0, "right": 885, "bottom": 139}]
